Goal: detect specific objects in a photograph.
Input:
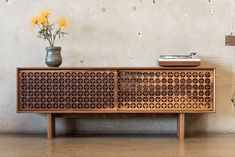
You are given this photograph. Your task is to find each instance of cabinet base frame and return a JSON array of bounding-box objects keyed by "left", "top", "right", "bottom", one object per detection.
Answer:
[{"left": 47, "top": 114, "right": 55, "bottom": 139}]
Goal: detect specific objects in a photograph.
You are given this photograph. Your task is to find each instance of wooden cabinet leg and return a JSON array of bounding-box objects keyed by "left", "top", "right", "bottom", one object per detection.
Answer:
[
  {"left": 47, "top": 113, "right": 55, "bottom": 139},
  {"left": 177, "top": 113, "right": 185, "bottom": 140}
]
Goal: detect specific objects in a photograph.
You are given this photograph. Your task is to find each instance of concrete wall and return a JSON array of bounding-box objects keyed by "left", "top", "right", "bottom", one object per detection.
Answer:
[{"left": 0, "top": 0, "right": 235, "bottom": 135}]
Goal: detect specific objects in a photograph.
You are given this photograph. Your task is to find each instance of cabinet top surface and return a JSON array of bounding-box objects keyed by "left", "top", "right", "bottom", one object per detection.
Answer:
[{"left": 17, "top": 67, "right": 215, "bottom": 70}]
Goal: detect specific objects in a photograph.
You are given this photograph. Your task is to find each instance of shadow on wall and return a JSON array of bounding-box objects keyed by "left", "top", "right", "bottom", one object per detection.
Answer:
[
  {"left": 57, "top": 116, "right": 176, "bottom": 135},
  {"left": 65, "top": 118, "right": 78, "bottom": 135}
]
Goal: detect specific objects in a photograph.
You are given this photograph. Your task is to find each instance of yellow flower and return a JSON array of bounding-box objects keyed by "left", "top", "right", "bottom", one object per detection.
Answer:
[
  {"left": 41, "top": 10, "right": 50, "bottom": 18},
  {"left": 31, "top": 16, "right": 39, "bottom": 27},
  {"left": 58, "top": 18, "right": 68, "bottom": 28},
  {"left": 39, "top": 16, "right": 47, "bottom": 26}
]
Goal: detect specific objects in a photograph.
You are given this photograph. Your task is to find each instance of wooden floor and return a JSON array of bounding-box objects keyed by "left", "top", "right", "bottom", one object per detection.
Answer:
[{"left": 0, "top": 134, "right": 235, "bottom": 157}]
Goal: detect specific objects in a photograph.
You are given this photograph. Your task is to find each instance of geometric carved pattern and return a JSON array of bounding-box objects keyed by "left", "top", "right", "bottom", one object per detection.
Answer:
[
  {"left": 117, "top": 70, "right": 215, "bottom": 111},
  {"left": 17, "top": 68, "right": 215, "bottom": 113},
  {"left": 18, "top": 70, "right": 117, "bottom": 111}
]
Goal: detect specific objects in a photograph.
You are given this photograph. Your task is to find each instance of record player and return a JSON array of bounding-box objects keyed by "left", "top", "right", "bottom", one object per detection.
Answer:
[{"left": 158, "top": 52, "right": 201, "bottom": 67}]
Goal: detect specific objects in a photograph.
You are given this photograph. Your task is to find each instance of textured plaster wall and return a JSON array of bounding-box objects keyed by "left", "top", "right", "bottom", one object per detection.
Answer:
[{"left": 0, "top": 0, "right": 235, "bottom": 135}]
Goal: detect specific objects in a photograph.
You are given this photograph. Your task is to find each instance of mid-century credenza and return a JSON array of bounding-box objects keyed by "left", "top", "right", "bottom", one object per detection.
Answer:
[{"left": 16, "top": 67, "right": 215, "bottom": 139}]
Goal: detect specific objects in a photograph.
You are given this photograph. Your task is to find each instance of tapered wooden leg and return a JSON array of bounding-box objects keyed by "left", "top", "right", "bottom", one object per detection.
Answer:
[
  {"left": 47, "top": 113, "right": 55, "bottom": 139},
  {"left": 177, "top": 113, "right": 185, "bottom": 140}
]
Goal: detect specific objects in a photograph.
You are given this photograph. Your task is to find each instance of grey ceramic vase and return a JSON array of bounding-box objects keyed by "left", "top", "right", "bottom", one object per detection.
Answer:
[{"left": 45, "top": 47, "right": 62, "bottom": 67}]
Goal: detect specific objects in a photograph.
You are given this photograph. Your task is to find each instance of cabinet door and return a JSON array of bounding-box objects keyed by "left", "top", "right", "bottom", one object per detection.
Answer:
[
  {"left": 17, "top": 69, "right": 117, "bottom": 113},
  {"left": 117, "top": 69, "right": 215, "bottom": 113}
]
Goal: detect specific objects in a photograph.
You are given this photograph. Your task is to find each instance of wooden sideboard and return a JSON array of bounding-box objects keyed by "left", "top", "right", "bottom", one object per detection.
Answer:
[{"left": 16, "top": 67, "right": 216, "bottom": 139}]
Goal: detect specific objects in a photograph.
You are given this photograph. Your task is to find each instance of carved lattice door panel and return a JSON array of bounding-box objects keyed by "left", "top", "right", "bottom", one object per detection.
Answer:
[
  {"left": 17, "top": 68, "right": 215, "bottom": 113},
  {"left": 17, "top": 69, "right": 117, "bottom": 112},
  {"left": 117, "top": 69, "right": 215, "bottom": 112}
]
